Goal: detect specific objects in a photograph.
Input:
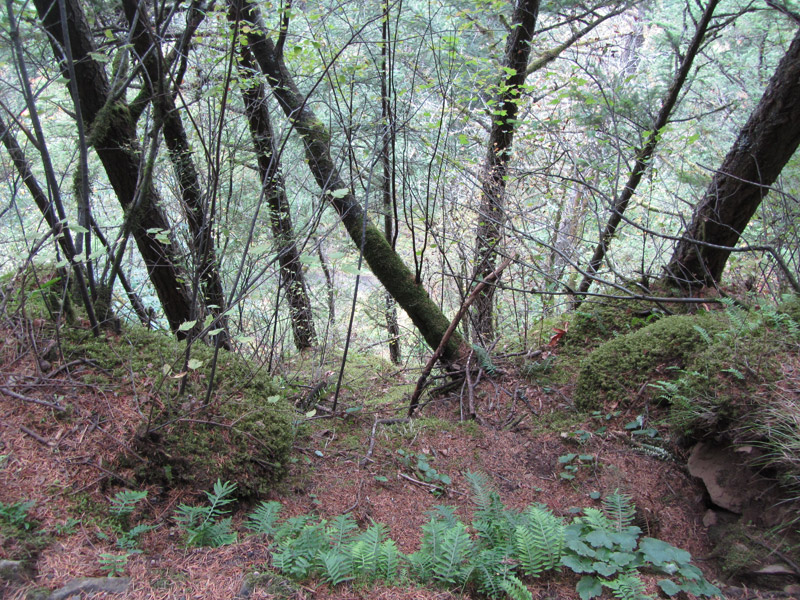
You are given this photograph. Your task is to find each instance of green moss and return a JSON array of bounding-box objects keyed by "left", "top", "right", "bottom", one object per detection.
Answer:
[
  {"left": 574, "top": 312, "right": 724, "bottom": 410},
  {"left": 562, "top": 299, "right": 666, "bottom": 355},
  {"left": 60, "top": 324, "right": 293, "bottom": 498}
]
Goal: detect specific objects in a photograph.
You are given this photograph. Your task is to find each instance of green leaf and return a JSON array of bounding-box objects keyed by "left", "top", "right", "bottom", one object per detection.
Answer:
[
  {"left": 576, "top": 576, "right": 603, "bottom": 600},
  {"left": 658, "top": 579, "right": 682, "bottom": 596},
  {"left": 187, "top": 358, "right": 203, "bottom": 370},
  {"left": 328, "top": 188, "right": 349, "bottom": 199},
  {"left": 178, "top": 320, "right": 197, "bottom": 331},
  {"left": 266, "top": 395, "right": 280, "bottom": 403}
]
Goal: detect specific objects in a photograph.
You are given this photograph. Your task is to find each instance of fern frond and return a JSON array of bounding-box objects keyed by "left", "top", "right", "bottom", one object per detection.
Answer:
[
  {"left": 349, "top": 523, "right": 386, "bottom": 577},
  {"left": 245, "top": 501, "right": 282, "bottom": 536},
  {"left": 515, "top": 504, "right": 564, "bottom": 574},
  {"left": 471, "top": 547, "right": 514, "bottom": 598},
  {"left": 602, "top": 491, "right": 635, "bottom": 532},
  {"left": 431, "top": 504, "right": 459, "bottom": 528},
  {"left": 466, "top": 472, "right": 515, "bottom": 549},
  {"left": 319, "top": 548, "right": 353, "bottom": 585},
  {"left": 326, "top": 513, "right": 358, "bottom": 548},
  {"left": 580, "top": 507, "right": 614, "bottom": 532},
  {"left": 604, "top": 573, "right": 652, "bottom": 600},
  {"left": 500, "top": 575, "right": 533, "bottom": 600},
  {"left": 377, "top": 539, "right": 401, "bottom": 581},
  {"left": 273, "top": 514, "right": 313, "bottom": 544},
  {"left": 430, "top": 522, "right": 474, "bottom": 585}
]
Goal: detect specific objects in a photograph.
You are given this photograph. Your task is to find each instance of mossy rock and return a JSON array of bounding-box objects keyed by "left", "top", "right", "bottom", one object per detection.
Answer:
[
  {"left": 60, "top": 324, "right": 293, "bottom": 498},
  {"left": 574, "top": 312, "right": 724, "bottom": 410},
  {"left": 562, "top": 299, "right": 666, "bottom": 354},
  {"left": 135, "top": 390, "right": 293, "bottom": 498}
]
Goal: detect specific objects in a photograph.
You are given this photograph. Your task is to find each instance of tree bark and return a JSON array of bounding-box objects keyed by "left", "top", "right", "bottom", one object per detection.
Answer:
[
  {"left": 666, "top": 27, "right": 800, "bottom": 289},
  {"left": 237, "top": 46, "right": 317, "bottom": 351},
  {"left": 33, "top": 0, "right": 196, "bottom": 335},
  {"left": 575, "top": 0, "right": 719, "bottom": 303},
  {"left": 381, "top": 2, "right": 401, "bottom": 364},
  {"left": 123, "top": 0, "right": 230, "bottom": 347},
  {"left": 472, "top": 0, "right": 539, "bottom": 343},
  {"left": 229, "top": 0, "right": 468, "bottom": 364}
]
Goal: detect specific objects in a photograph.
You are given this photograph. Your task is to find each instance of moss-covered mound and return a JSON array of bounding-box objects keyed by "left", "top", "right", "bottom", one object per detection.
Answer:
[
  {"left": 574, "top": 311, "right": 725, "bottom": 410},
  {"left": 575, "top": 297, "right": 800, "bottom": 501},
  {"left": 562, "top": 299, "right": 667, "bottom": 354},
  {"left": 62, "top": 326, "right": 294, "bottom": 498}
]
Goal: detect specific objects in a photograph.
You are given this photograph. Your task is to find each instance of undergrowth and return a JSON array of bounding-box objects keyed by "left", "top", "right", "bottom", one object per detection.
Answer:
[{"left": 235, "top": 472, "right": 720, "bottom": 600}]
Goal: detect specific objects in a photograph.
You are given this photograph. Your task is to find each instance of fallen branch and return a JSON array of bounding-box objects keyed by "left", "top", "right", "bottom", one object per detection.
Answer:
[
  {"left": 408, "top": 255, "right": 514, "bottom": 417},
  {"left": 20, "top": 425, "right": 50, "bottom": 446},
  {"left": 0, "top": 386, "right": 66, "bottom": 411}
]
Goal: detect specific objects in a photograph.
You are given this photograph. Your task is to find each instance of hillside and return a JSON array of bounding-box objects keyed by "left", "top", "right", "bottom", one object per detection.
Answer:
[{"left": 1, "top": 283, "right": 800, "bottom": 600}]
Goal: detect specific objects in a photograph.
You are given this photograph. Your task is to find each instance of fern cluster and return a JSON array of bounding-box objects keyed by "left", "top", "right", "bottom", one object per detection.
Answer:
[{"left": 256, "top": 473, "right": 719, "bottom": 600}]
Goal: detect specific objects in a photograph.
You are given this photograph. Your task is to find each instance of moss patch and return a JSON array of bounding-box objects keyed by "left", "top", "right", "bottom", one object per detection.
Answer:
[
  {"left": 574, "top": 312, "right": 724, "bottom": 410},
  {"left": 60, "top": 324, "right": 293, "bottom": 498}
]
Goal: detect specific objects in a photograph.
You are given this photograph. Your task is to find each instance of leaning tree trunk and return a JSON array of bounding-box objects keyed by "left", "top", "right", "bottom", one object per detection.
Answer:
[
  {"left": 666, "top": 27, "right": 800, "bottom": 289},
  {"left": 472, "top": 0, "right": 539, "bottom": 344},
  {"left": 123, "top": 0, "right": 230, "bottom": 348},
  {"left": 33, "top": 0, "right": 196, "bottom": 335},
  {"left": 575, "top": 0, "right": 719, "bottom": 303},
  {"left": 228, "top": 0, "right": 468, "bottom": 364},
  {"left": 237, "top": 46, "right": 317, "bottom": 351}
]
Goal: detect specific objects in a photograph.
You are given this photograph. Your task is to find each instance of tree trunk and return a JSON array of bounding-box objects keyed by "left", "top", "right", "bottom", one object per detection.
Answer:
[
  {"left": 33, "top": 0, "right": 196, "bottom": 335},
  {"left": 666, "top": 27, "right": 800, "bottom": 289},
  {"left": 123, "top": 0, "right": 230, "bottom": 347},
  {"left": 229, "top": 0, "right": 468, "bottom": 364},
  {"left": 381, "top": 2, "right": 401, "bottom": 364},
  {"left": 575, "top": 0, "right": 719, "bottom": 303},
  {"left": 237, "top": 46, "right": 317, "bottom": 351},
  {"left": 472, "top": 0, "right": 539, "bottom": 343}
]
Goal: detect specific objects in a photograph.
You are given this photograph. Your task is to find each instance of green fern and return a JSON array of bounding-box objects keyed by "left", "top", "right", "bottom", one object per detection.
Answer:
[
  {"left": 470, "top": 547, "right": 514, "bottom": 598},
  {"left": 471, "top": 343, "right": 497, "bottom": 376},
  {"left": 326, "top": 513, "right": 358, "bottom": 549},
  {"left": 514, "top": 504, "right": 564, "bottom": 575},
  {"left": 349, "top": 523, "right": 386, "bottom": 577},
  {"left": 466, "top": 471, "right": 515, "bottom": 549},
  {"left": 692, "top": 324, "right": 713, "bottom": 345},
  {"left": 604, "top": 573, "right": 652, "bottom": 600},
  {"left": 319, "top": 548, "right": 353, "bottom": 585},
  {"left": 245, "top": 501, "right": 282, "bottom": 536},
  {"left": 500, "top": 574, "right": 533, "bottom": 600},
  {"left": 376, "top": 539, "right": 401, "bottom": 581},
  {"left": 174, "top": 479, "right": 238, "bottom": 547},
  {"left": 429, "top": 522, "right": 474, "bottom": 585},
  {"left": 602, "top": 491, "right": 635, "bottom": 532}
]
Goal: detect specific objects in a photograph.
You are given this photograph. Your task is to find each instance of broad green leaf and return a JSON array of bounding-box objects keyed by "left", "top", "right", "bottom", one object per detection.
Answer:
[{"left": 576, "top": 576, "right": 603, "bottom": 600}]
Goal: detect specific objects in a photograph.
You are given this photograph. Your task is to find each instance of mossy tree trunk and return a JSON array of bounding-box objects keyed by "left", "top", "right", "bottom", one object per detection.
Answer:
[
  {"left": 237, "top": 46, "right": 317, "bottom": 351},
  {"left": 472, "top": 0, "right": 539, "bottom": 344},
  {"left": 122, "top": 0, "right": 230, "bottom": 348},
  {"left": 33, "top": 0, "right": 197, "bottom": 335},
  {"left": 665, "top": 27, "right": 800, "bottom": 290},
  {"left": 228, "top": 0, "right": 467, "bottom": 363}
]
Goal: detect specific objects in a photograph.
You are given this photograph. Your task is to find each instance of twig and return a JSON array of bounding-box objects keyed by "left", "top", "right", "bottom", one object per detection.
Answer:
[
  {"left": 20, "top": 425, "right": 51, "bottom": 446},
  {"left": 0, "top": 386, "right": 65, "bottom": 411},
  {"left": 398, "top": 472, "right": 465, "bottom": 496},
  {"left": 408, "top": 255, "right": 514, "bottom": 417},
  {"left": 360, "top": 417, "right": 409, "bottom": 467}
]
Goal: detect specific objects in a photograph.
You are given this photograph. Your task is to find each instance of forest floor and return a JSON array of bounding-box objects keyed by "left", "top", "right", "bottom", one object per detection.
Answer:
[{"left": 0, "top": 319, "right": 797, "bottom": 600}]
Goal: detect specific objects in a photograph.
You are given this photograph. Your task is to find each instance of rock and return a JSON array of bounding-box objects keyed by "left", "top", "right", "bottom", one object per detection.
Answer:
[
  {"left": 0, "top": 559, "right": 27, "bottom": 583},
  {"left": 688, "top": 442, "right": 762, "bottom": 513},
  {"left": 48, "top": 577, "right": 130, "bottom": 600},
  {"left": 702, "top": 509, "right": 718, "bottom": 527}
]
